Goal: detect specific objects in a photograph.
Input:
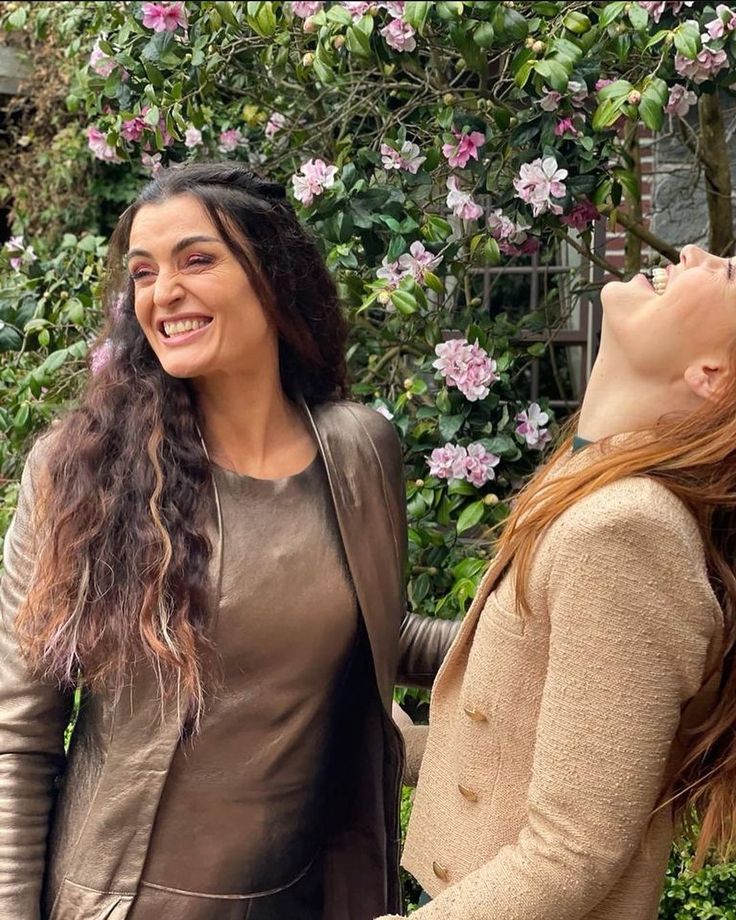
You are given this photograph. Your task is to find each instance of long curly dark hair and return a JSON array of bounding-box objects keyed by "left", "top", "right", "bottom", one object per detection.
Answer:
[{"left": 16, "top": 162, "right": 349, "bottom": 726}]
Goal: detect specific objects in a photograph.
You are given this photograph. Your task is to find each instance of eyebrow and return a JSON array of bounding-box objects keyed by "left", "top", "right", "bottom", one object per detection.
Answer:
[{"left": 126, "top": 235, "right": 221, "bottom": 262}]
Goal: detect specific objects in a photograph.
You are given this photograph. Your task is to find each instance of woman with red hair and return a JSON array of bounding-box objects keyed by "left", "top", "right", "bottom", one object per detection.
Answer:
[{"left": 383, "top": 245, "right": 736, "bottom": 920}]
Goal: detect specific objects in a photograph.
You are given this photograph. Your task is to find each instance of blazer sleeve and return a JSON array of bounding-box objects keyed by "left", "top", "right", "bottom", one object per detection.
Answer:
[
  {"left": 0, "top": 440, "right": 73, "bottom": 919},
  {"left": 379, "top": 496, "right": 720, "bottom": 920}
]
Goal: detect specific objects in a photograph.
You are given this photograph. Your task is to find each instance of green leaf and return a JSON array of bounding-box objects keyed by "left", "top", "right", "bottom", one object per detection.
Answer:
[
  {"left": 5, "top": 5, "right": 27, "bottom": 29},
  {"left": 674, "top": 20, "right": 700, "bottom": 59},
  {"left": 346, "top": 21, "right": 373, "bottom": 57},
  {"left": 473, "top": 21, "right": 495, "bottom": 49},
  {"left": 457, "top": 500, "right": 485, "bottom": 534},
  {"left": 390, "top": 289, "right": 418, "bottom": 314},
  {"left": 598, "top": 1, "right": 626, "bottom": 28},
  {"left": 591, "top": 96, "right": 627, "bottom": 131},
  {"left": 534, "top": 59, "right": 569, "bottom": 92},
  {"left": 597, "top": 79, "right": 633, "bottom": 101},
  {"left": 439, "top": 414, "right": 465, "bottom": 441},
  {"left": 215, "top": 1, "right": 241, "bottom": 27},
  {"left": 613, "top": 167, "right": 640, "bottom": 201},
  {"left": 424, "top": 272, "right": 445, "bottom": 295},
  {"left": 404, "top": 1, "right": 431, "bottom": 33},
  {"left": 627, "top": 1, "right": 648, "bottom": 31}
]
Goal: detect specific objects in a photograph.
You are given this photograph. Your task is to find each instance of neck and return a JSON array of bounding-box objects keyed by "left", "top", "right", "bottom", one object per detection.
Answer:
[
  {"left": 192, "top": 365, "right": 306, "bottom": 474},
  {"left": 577, "top": 349, "right": 698, "bottom": 442}
]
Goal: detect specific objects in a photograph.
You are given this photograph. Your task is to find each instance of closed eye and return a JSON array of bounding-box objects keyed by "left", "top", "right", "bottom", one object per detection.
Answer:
[{"left": 728, "top": 260, "right": 734, "bottom": 282}]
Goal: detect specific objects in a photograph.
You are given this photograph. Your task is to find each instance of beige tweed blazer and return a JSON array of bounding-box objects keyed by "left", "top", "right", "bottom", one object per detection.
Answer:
[{"left": 379, "top": 457, "right": 724, "bottom": 920}]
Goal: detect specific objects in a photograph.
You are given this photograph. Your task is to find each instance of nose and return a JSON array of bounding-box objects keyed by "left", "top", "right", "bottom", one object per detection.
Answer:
[
  {"left": 679, "top": 244, "right": 726, "bottom": 271},
  {"left": 152, "top": 269, "right": 185, "bottom": 311}
]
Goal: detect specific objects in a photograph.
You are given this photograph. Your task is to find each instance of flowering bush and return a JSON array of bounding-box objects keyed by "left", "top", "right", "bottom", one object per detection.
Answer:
[{"left": 3, "top": 0, "right": 736, "bottom": 905}]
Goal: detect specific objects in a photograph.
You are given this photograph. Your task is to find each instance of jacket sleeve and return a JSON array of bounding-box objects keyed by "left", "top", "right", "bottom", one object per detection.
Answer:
[
  {"left": 378, "top": 497, "right": 720, "bottom": 920},
  {"left": 397, "top": 613, "right": 460, "bottom": 689},
  {"left": 0, "top": 441, "right": 73, "bottom": 919}
]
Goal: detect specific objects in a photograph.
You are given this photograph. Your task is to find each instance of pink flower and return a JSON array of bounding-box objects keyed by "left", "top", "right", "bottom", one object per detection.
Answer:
[
  {"left": 703, "top": 4, "right": 736, "bottom": 40},
  {"left": 384, "top": 0, "right": 406, "bottom": 14},
  {"left": 218, "top": 128, "right": 244, "bottom": 152},
  {"left": 398, "top": 240, "right": 442, "bottom": 283},
  {"left": 675, "top": 47, "right": 729, "bottom": 84},
  {"left": 265, "top": 112, "right": 286, "bottom": 139},
  {"left": 554, "top": 116, "right": 580, "bottom": 137},
  {"left": 380, "top": 140, "right": 426, "bottom": 173},
  {"left": 442, "top": 129, "right": 486, "bottom": 169},
  {"left": 141, "top": 1, "right": 188, "bottom": 32},
  {"left": 464, "top": 443, "right": 501, "bottom": 487},
  {"left": 90, "top": 339, "right": 115, "bottom": 375},
  {"left": 433, "top": 338, "right": 499, "bottom": 402},
  {"left": 376, "top": 257, "right": 404, "bottom": 290},
  {"left": 664, "top": 83, "right": 697, "bottom": 117},
  {"left": 291, "top": 158, "right": 338, "bottom": 206},
  {"left": 121, "top": 117, "right": 145, "bottom": 143},
  {"left": 4, "top": 236, "right": 36, "bottom": 272},
  {"left": 184, "top": 126, "right": 203, "bottom": 148},
  {"left": 375, "top": 403, "right": 394, "bottom": 420},
  {"left": 514, "top": 155, "right": 568, "bottom": 217},
  {"left": 88, "top": 40, "right": 117, "bottom": 78},
  {"left": 515, "top": 403, "right": 552, "bottom": 450},
  {"left": 141, "top": 151, "right": 163, "bottom": 176},
  {"left": 381, "top": 16, "right": 416, "bottom": 51},
  {"left": 595, "top": 78, "right": 614, "bottom": 91},
  {"left": 291, "top": 1, "right": 324, "bottom": 17},
  {"left": 561, "top": 200, "right": 601, "bottom": 230},
  {"left": 487, "top": 209, "right": 533, "bottom": 253},
  {"left": 539, "top": 88, "right": 562, "bottom": 112},
  {"left": 428, "top": 443, "right": 465, "bottom": 480},
  {"left": 567, "top": 80, "right": 588, "bottom": 107},
  {"left": 446, "top": 176, "right": 483, "bottom": 221},
  {"left": 341, "top": 1, "right": 374, "bottom": 18},
  {"left": 87, "top": 125, "right": 120, "bottom": 163},
  {"left": 638, "top": 1, "right": 693, "bottom": 22},
  {"left": 427, "top": 441, "right": 500, "bottom": 486}
]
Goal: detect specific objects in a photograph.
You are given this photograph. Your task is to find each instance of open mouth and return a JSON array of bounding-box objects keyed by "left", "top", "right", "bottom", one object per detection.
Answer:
[
  {"left": 648, "top": 266, "right": 669, "bottom": 296},
  {"left": 159, "top": 317, "right": 213, "bottom": 339}
]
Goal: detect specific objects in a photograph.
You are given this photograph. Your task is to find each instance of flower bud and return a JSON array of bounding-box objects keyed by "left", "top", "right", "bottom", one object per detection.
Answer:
[
  {"left": 525, "top": 36, "right": 535, "bottom": 48},
  {"left": 301, "top": 51, "right": 315, "bottom": 67},
  {"left": 377, "top": 290, "right": 391, "bottom": 304},
  {"left": 443, "top": 92, "right": 455, "bottom": 105},
  {"left": 415, "top": 479, "right": 425, "bottom": 488},
  {"left": 303, "top": 16, "right": 318, "bottom": 32},
  {"left": 332, "top": 34, "right": 345, "bottom": 49},
  {"left": 627, "top": 89, "right": 641, "bottom": 106},
  {"left": 532, "top": 39, "right": 546, "bottom": 54},
  {"left": 403, "top": 378, "right": 414, "bottom": 389},
  {"left": 483, "top": 493, "right": 499, "bottom": 506}
]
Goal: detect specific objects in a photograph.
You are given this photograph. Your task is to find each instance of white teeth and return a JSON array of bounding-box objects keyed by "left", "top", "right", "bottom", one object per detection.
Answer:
[
  {"left": 163, "top": 319, "right": 210, "bottom": 336},
  {"left": 651, "top": 267, "right": 668, "bottom": 295}
]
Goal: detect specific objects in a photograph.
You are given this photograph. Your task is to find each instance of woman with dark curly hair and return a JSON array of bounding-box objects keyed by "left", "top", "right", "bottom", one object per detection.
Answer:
[{"left": 0, "top": 162, "right": 456, "bottom": 920}]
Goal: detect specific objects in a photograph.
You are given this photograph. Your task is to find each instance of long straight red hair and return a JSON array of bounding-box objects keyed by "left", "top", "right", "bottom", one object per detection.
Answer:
[{"left": 495, "top": 363, "right": 736, "bottom": 866}]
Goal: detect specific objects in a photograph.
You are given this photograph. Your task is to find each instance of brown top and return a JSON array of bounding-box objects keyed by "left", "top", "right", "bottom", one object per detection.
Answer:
[
  {"left": 380, "top": 450, "right": 724, "bottom": 920},
  {"left": 140, "top": 453, "right": 358, "bottom": 897}
]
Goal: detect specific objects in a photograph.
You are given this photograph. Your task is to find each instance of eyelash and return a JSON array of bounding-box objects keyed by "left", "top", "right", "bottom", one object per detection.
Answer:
[
  {"left": 728, "top": 261, "right": 734, "bottom": 282},
  {"left": 130, "top": 254, "right": 213, "bottom": 281}
]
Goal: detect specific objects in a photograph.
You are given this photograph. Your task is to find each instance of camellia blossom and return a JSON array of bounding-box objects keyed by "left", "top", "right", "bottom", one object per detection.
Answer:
[
  {"left": 380, "top": 140, "right": 426, "bottom": 173},
  {"left": 265, "top": 112, "right": 286, "bottom": 140},
  {"left": 703, "top": 5, "right": 736, "bottom": 40},
  {"left": 141, "top": 151, "right": 163, "bottom": 176},
  {"left": 291, "top": 158, "right": 338, "bottom": 206},
  {"left": 664, "top": 83, "right": 697, "bottom": 117},
  {"left": 637, "top": 1, "right": 694, "bottom": 22},
  {"left": 515, "top": 403, "right": 552, "bottom": 450},
  {"left": 427, "top": 442, "right": 500, "bottom": 486},
  {"left": 539, "top": 88, "right": 562, "bottom": 112},
  {"left": 442, "top": 129, "right": 485, "bottom": 169},
  {"left": 291, "top": 0, "right": 324, "bottom": 16},
  {"left": 446, "top": 176, "right": 483, "bottom": 221},
  {"left": 675, "top": 47, "right": 729, "bottom": 83},
  {"left": 87, "top": 125, "right": 120, "bottom": 163},
  {"left": 376, "top": 257, "right": 404, "bottom": 290},
  {"left": 88, "top": 40, "right": 117, "bottom": 78},
  {"left": 381, "top": 17, "right": 416, "bottom": 51},
  {"left": 514, "top": 156, "right": 568, "bottom": 217},
  {"left": 561, "top": 200, "right": 601, "bottom": 230},
  {"left": 184, "top": 126, "right": 203, "bottom": 148},
  {"left": 397, "top": 241, "right": 442, "bottom": 284},
  {"left": 487, "top": 209, "right": 537, "bottom": 255},
  {"left": 140, "top": 1, "right": 188, "bottom": 32},
  {"left": 554, "top": 116, "right": 580, "bottom": 138},
  {"left": 121, "top": 117, "right": 145, "bottom": 143},
  {"left": 341, "top": 0, "right": 374, "bottom": 18},
  {"left": 218, "top": 128, "right": 244, "bottom": 153},
  {"left": 4, "top": 236, "right": 37, "bottom": 272},
  {"left": 433, "top": 338, "right": 499, "bottom": 402}
]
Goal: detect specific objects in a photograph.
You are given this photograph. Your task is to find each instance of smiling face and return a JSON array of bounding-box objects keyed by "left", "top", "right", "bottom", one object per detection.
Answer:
[
  {"left": 600, "top": 244, "right": 736, "bottom": 398},
  {"left": 127, "top": 194, "right": 277, "bottom": 382}
]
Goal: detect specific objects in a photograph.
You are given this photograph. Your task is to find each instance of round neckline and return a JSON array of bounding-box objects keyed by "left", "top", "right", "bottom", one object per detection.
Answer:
[{"left": 210, "top": 450, "right": 321, "bottom": 485}]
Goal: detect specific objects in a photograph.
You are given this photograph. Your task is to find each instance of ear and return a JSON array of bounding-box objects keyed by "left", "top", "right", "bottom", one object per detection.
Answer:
[{"left": 683, "top": 360, "right": 729, "bottom": 401}]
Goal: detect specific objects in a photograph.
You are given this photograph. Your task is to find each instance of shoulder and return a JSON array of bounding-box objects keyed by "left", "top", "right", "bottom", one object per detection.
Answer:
[
  {"left": 547, "top": 474, "right": 704, "bottom": 565},
  {"left": 19, "top": 423, "right": 66, "bottom": 491},
  {"left": 311, "top": 399, "right": 402, "bottom": 455}
]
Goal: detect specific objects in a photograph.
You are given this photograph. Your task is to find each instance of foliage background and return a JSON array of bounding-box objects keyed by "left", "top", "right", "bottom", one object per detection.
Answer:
[{"left": 2, "top": 1, "right": 736, "bottom": 915}]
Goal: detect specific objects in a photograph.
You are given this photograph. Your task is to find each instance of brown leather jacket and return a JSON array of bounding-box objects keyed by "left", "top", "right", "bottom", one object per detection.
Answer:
[{"left": 0, "top": 400, "right": 458, "bottom": 920}]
